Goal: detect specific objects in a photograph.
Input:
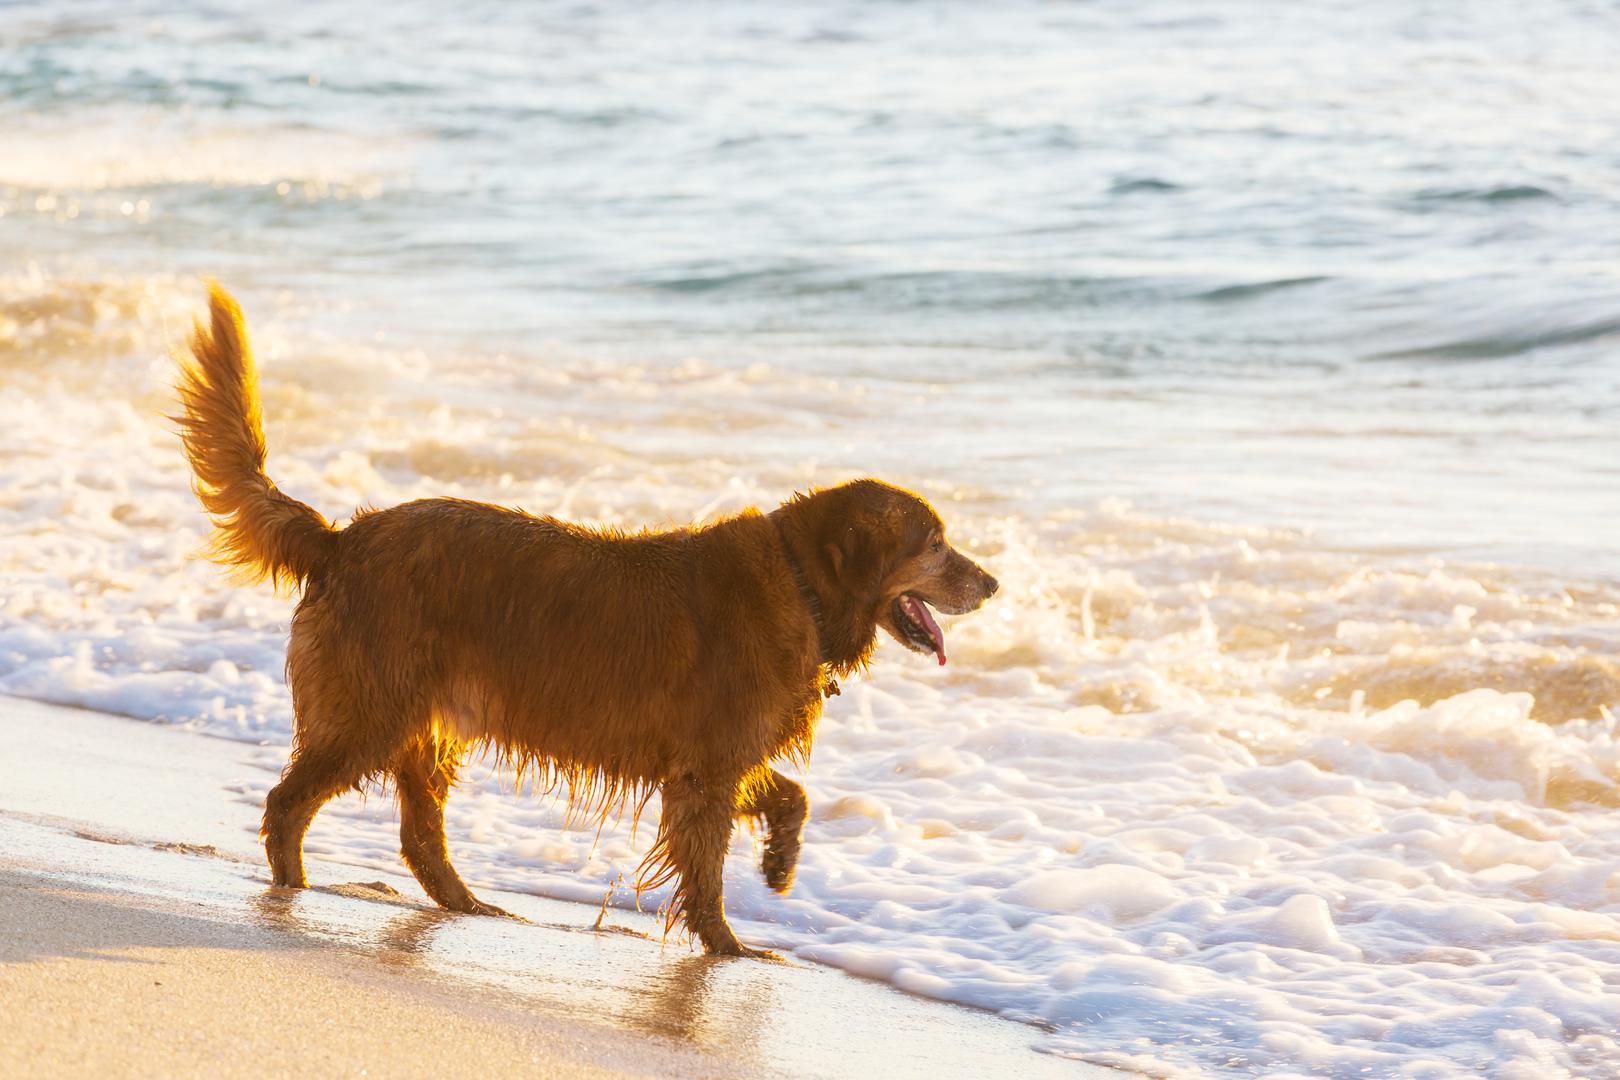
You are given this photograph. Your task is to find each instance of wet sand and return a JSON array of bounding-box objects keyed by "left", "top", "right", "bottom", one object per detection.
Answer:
[
  {"left": 0, "top": 697, "right": 1125, "bottom": 1079},
  {"left": 0, "top": 860, "right": 695, "bottom": 1079}
]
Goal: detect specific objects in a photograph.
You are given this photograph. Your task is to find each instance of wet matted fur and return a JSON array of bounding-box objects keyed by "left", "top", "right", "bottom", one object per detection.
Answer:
[{"left": 176, "top": 285, "right": 999, "bottom": 956}]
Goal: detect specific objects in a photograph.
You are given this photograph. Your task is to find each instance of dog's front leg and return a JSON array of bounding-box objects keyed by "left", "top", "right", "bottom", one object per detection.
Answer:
[
  {"left": 653, "top": 773, "right": 772, "bottom": 959},
  {"left": 739, "top": 768, "right": 808, "bottom": 894}
]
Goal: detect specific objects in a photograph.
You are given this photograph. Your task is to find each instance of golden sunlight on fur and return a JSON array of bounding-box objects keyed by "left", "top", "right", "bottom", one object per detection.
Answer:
[{"left": 177, "top": 285, "right": 999, "bottom": 956}]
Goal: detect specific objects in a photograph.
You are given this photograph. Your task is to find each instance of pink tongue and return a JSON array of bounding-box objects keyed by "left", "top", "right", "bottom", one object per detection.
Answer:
[{"left": 907, "top": 596, "right": 947, "bottom": 666}]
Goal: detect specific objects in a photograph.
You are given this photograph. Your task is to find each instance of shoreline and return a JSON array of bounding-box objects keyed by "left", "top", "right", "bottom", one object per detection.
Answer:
[{"left": 0, "top": 696, "right": 1125, "bottom": 1079}]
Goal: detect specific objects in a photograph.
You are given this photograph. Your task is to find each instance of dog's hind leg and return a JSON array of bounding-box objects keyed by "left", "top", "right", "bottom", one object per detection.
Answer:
[
  {"left": 737, "top": 768, "right": 808, "bottom": 894},
  {"left": 263, "top": 739, "right": 371, "bottom": 888},
  {"left": 645, "top": 773, "right": 769, "bottom": 959},
  {"left": 267, "top": 610, "right": 399, "bottom": 889},
  {"left": 393, "top": 738, "right": 512, "bottom": 917}
]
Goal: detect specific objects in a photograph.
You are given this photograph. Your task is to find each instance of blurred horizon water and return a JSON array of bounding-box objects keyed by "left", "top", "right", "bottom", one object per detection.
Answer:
[{"left": 4, "top": 2, "right": 1620, "bottom": 1076}]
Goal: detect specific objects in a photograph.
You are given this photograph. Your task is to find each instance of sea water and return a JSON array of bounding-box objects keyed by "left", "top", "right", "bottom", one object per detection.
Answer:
[{"left": 2, "top": 2, "right": 1619, "bottom": 1075}]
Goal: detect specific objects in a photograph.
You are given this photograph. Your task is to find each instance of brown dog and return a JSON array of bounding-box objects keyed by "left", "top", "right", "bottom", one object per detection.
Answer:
[{"left": 177, "top": 285, "right": 999, "bottom": 956}]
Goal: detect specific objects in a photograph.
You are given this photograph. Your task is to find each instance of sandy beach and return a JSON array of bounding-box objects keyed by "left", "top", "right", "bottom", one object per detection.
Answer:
[
  {"left": 0, "top": 866, "right": 693, "bottom": 1080},
  {"left": 0, "top": 696, "right": 1122, "bottom": 1079}
]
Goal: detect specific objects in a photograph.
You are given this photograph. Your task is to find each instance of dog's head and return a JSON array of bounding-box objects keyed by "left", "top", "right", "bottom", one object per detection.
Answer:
[{"left": 810, "top": 479, "right": 999, "bottom": 666}]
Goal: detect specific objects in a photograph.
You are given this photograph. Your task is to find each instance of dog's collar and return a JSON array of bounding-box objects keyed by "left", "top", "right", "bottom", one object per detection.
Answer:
[{"left": 771, "top": 514, "right": 839, "bottom": 694}]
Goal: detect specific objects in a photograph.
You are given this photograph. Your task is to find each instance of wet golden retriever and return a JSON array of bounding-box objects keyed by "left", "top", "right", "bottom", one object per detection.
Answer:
[{"left": 177, "top": 285, "right": 998, "bottom": 956}]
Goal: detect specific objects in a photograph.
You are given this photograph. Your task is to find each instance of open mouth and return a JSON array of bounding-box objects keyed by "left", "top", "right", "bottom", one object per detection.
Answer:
[{"left": 894, "top": 593, "right": 947, "bottom": 666}]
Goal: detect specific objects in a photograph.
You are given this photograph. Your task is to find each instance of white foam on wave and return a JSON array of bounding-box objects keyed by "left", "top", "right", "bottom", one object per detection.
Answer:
[{"left": 3, "top": 272, "right": 1620, "bottom": 1077}]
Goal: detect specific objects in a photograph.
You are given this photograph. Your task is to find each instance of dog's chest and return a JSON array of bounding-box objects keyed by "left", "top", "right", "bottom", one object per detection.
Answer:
[{"left": 768, "top": 677, "right": 828, "bottom": 765}]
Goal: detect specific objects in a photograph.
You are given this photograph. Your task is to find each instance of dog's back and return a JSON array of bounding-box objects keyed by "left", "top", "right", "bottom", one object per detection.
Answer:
[{"left": 289, "top": 497, "right": 815, "bottom": 785}]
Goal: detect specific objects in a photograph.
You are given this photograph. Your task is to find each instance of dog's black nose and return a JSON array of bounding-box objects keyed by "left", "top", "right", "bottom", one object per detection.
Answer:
[{"left": 984, "top": 574, "right": 999, "bottom": 597}]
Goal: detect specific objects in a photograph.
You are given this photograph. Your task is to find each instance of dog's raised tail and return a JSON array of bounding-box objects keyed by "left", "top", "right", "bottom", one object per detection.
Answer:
[{"left": 176, "top": 283, "right": 337, "bottom": 590}]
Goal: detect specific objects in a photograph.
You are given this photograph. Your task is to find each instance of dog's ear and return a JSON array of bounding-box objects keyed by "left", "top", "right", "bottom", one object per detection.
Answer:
[{"left": 824, "top": 520, "right": 888, "bottom": 600}]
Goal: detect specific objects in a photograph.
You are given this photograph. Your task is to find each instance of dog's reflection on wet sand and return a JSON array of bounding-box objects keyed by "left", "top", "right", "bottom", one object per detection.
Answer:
[{"left": 246, "top": 883, "right": 778, "bottom": 1056}]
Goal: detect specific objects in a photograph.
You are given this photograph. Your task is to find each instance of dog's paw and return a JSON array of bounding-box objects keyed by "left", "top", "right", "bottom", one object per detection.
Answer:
[
  {"left": 761, "top": 837, "right": 800, "bottom": 894},
  {"left": 696, "top": 921, "right": 781, "bottom": 960},
  {"left": 710, "top": 941, "right": 782, "bottom": 962},
  {"left": 458, "top": 899, "right": 526, "bottom": 922}
]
